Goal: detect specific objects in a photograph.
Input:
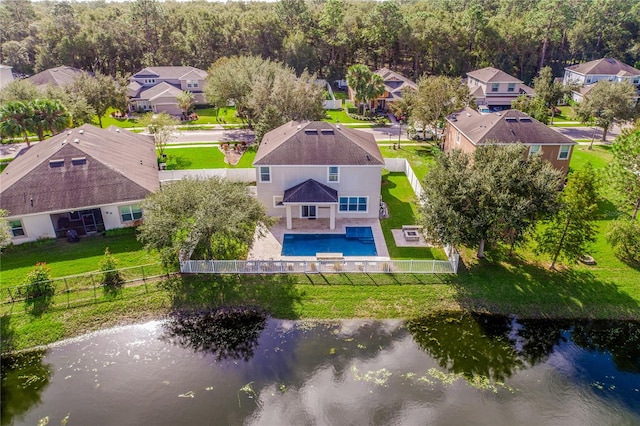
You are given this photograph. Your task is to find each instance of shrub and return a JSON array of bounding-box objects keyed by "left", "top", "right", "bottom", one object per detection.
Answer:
[
  {"left": 606, "top": 218, "right": 640, "bottom": 264},
  {"left": 99, "top": 248, "right": 125, "bottom": 289},
  {"left": 22, "top": 262, "right": 55, "bottom": 314}
]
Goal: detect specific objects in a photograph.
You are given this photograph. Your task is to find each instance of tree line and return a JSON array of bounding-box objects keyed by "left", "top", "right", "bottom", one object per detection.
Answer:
[{"left": 1, "top": 0, "right": 639, "bottom": 83}]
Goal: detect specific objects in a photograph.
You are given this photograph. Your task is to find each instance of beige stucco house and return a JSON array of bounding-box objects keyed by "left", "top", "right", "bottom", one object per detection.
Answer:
[
  {"left": 444, "top": 107, "right": 576, "bottom": 176},
  {"left": 0, "top": 125, "right": 159, "bottom": 245},
  {"left": 347, "top": 68, "right": 417, "bottom": 113},
  {"left": 128, "top": 66, "right": 208, "bottom": 115},
  {"left": 253, "top": 121, "right": 384, "bottom": 230},
  {"left": 562, "top": 58, "right": 640, "bottom": 103},
  {"left": 466, "top": 67, "right": 534, "bottom": 110}
]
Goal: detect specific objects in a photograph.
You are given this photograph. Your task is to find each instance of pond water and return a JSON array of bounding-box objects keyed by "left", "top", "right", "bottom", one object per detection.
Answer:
[{"left": 2, "top": 313, "right": 639, "bottom": 425}]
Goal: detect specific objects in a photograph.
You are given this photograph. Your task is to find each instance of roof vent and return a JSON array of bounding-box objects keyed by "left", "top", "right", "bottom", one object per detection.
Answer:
[
  {"left": 336, "top": 124, "right": 341, "bottom": 130},
  {"left": 466, "top": 113, "right": 471, "bottom": 117},
  {"left": 519, "top": 117, "right": 532, "bottom": 122},
  {"left": 296, "top": 125, "right": 301, "bottom": 130},
  {"left": 304, "top": 129, "right": 318, "bottom": 135},
  {"left": 320, "top": 129, "right": 334, "bottom": 135},
  {"left": 74, "top": 138, "right": 80, "bottom": 144},
  {"left": 62, "top": 139, "right": 67, "bottom": 145},
  {"left": 67, "top": 131, "right": 72, "bottom": 135},
  {"left": 505, "top": 117, "right": 517, "bottom": 122},
  {"left": 71, "top": 157, "right": 87, "bottom": 165},
  {"left": 78, "top": 129, "right": 84, "bottom": 135},
  {"left": 116, "top": 128, "right": 120, "bottom": 132},
  {"left": 49, "top": 159, "right": 64, "bottom": 168}
]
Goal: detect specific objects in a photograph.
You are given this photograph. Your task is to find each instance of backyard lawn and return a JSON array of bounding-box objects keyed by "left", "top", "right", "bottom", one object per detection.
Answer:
[
  {"left": 382, "top": 143, "right": 438, "bottom": 180},
  {"left": 162, "top": 146, "right": 256, "bottom": 169},
  {"left": 0, "top": 229, "right": 160, "bottom": 288}
]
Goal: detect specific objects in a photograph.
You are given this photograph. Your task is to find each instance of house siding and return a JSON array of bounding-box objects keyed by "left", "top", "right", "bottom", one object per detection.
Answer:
[{"left": 256, "top": 165, "right": 382, "bottom": 218}]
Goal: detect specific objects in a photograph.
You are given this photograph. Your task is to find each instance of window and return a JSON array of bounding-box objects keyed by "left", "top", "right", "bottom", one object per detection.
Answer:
[
  {"left": 558, "top": 145, "right": 571, "bottom": 160},
  {"left": 259, "top": 166, "right": 271, "bottom": 182},
  {"left": 633, "top": 78, "right": 639, "bottom": 84},
  {"left": 144, "top": 78, "right": 156, "bottom": 84},
  {"left": 187, "top": 80, "right": 199, "bottom": 88},
  {"left": 301, "top": 205, "right": 316, "bottom": 218},
  {"left": 339, "top": 196, "right": 367, "bottom": 212},
  {"left": 456, "top": 131, "right": 461, "bottom": 144},
  {"left": 119, "top": 204, "right": 143, "bottom": 222},
  {"left": 273, "top": 196, "right": 284, "bottom": 208},
  {"left": 9, "top": 220, "right": 24, "bottom": 237},
  {"left": 491, "top": 83, "right": 499, "bottom": 92},
  {"left": 328, "top": 166, "right": 339, "bottom": 182},
  {"left": 529, "top": 145, "right": 541, "bottom": 157},
  {"left": 586, "top": 77, "right": 592, "bottom": 84},
  {"left": 507, "top": 83, "right": 516, "bottom": 92}
]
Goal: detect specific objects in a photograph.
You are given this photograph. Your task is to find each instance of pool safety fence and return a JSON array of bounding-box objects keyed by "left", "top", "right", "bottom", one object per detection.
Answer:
[
  {"left": 1, "top": 263, "right": 173, "bottom": 307},
  {"left": 181, "top": 256, "right": 458, "bottom": 275}
]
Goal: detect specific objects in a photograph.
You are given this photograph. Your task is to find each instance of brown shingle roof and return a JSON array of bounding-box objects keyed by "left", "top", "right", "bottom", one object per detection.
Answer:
[
  {"left": 467, "top": 67, "right": 523, "bottom": 83},
  {"left": 27, "top": 66, "right": 85, "bottom": 87},
  {"left": 1, "top": 124, "right": 159, "bottom": 216},
  {"left": 447, "top": 107, "right": 576, "bottom": 146},
  {"left": 253, "top": 121, "right": 384, "bottom": 166},
  {"left": 374, "top": 68, "right": 417, "bottom": 99},
  {"left": 566, "top": 58, "right": 640, "bottom": 76}
]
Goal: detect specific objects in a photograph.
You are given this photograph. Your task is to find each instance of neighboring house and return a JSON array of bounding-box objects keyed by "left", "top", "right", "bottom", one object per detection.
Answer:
[
  {"left": 466, "top": 67, "right": 534, "bottom": 110},
  {"left": 348, "top": 68, "right": 417, "bottom": 113},
  {"left": 562, "top": 57, "right": 640, "bottom": 102},
  {"left": 253, "top": 121, "right": 385, "bottom": 230},
  {"left": 0, "top": 124, "right": 159, "bottom": 245},
  {"left": 26, "top": 66, "right": 85, "bottom": 88},
  {"left": 128, "top": 66, "right": 207, "bottom": 115},
  {"left": 444, "top": 107, "right": 576, "bottom": 176},
  {"left": 0, "top": 64, "right": 14, "bottom": 88}
]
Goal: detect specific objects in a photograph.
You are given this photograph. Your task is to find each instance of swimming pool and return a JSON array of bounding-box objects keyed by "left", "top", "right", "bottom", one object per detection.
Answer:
[{"left": 281, "top": 227, "right": 377, "bottom": 256}]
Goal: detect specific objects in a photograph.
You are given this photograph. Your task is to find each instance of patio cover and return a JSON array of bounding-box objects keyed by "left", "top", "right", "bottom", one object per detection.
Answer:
[{"left": 283, "top": 179, "right": 338, "bottom": 203}]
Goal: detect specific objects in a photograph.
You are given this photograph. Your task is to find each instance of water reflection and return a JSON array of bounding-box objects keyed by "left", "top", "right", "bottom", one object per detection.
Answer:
[
  {"left": 1, "top": 350, "right": 51, "bottom": 426},
  {"left": 160, "top": 307, "right": 267, "bottom": 361}
]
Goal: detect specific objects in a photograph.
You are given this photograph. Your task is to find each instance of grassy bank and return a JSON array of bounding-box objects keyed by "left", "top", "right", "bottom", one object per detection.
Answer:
[{"left": 2, "top": 265, "right": 638, "bottom": 353}]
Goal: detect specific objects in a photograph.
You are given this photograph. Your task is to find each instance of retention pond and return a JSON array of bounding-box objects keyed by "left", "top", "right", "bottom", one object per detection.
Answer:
[{"left": 2, "top": 312, "right": 639, "bottom": 425}]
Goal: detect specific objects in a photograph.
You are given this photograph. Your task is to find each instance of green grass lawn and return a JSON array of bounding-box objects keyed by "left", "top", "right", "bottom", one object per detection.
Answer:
[
  {"left": 381, "top": 172, "right": 446, "bottom": 260},
  {"left": 323, "top": 109, "right": 373, "bottom": 124},
  {"left": 162, "top": 146, "right": 256, "bottom": 169},
  {"left": 0, "top": 230, "right": 160, "bottom": 288},
  {"left": 189, "top": 106, "right": 245, "bottom": 125},
  {"left": 94, "top": 108, "right": 140, "bottom": 128},
  {"left": 382, "top": 144, "right": 439, "bottom": 180}
]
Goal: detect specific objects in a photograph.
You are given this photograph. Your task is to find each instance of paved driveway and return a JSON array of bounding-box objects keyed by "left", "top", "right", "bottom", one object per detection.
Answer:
[{"left": 551, "top": 125, "right": 621, "bottom": 142}]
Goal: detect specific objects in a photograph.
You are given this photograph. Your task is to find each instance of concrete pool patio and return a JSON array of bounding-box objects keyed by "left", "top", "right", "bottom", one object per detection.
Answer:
[{"left": 248, "top": 218, "right": 391, "bottom": 261}]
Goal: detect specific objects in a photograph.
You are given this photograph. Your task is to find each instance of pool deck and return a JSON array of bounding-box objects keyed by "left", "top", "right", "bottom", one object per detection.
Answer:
[{"left": 248, "top": 218, "right": 390, "bottom": 261}]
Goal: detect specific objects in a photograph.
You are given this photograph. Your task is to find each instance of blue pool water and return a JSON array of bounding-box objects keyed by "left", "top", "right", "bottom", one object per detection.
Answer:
[{"left": 282, "top": 226, "right": 377, "bottom": 256}]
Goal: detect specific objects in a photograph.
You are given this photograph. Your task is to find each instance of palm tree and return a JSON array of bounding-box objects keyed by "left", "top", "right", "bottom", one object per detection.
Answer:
[
  {"left": 346, "top": 64, "right": 371, "bottom": 115},
  {"left": 363, "top": 73, "right": 385, "bottom": 114},
  {"left": 176, "top": 91, "right": 195, "bottom": 120},
  {"left": 0, "top": 101, "right": 33, "bottom": 146},
  {"left": 38, "top": 99, "right": 71, "bottom": 136}
]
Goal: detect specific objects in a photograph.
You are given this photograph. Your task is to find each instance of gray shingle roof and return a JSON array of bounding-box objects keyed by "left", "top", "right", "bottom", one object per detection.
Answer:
[
  {"left": 135, "top": 81, "right": 183, "bottom": 101},
  {"left": 447, "top": 107, "right": 576, "bottom": 146},
  {"left": 467, "top": 67, "right": 523, "bottom": 83},
  {"left": 283, "top": 179, "right": 338, "bottom": 203},
  {"left": 27, "top": 66, "right": 85, "bottom": 87},
  {"left": 253, "top": 121, "right": 384, "bottom": 166},
  {"left": 566, "top": 58, "right": 640, "bottom": 76},
  {"left": 1, "top": 124, "right": 159, "bottom": 216},
  {"left": 133, "top": 66, "right": 207, "bottom": 80},
  {"left": 375, "top": 68, "right": 417, "bottom": 99}
]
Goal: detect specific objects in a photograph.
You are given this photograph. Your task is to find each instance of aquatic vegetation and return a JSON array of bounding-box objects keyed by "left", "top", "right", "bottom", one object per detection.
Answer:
[{"left": 351, "top": 366, "right": 392, "bottom": 387}]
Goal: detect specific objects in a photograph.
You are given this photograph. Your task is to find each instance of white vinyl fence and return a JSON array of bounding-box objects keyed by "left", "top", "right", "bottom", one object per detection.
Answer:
[{"left": 384, "top": 158, "right": 424, "bottom": 200}]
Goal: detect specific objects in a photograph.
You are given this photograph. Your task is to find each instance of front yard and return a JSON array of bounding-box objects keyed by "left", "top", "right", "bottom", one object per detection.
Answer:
[{"left": 162, "top": 146, "right": 256, "bottom": 169}]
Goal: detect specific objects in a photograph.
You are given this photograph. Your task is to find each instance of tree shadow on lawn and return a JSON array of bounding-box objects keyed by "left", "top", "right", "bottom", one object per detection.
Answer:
[
  {"left": 161, "top": 274, "right": 304, "bottom": 320},
  {"left": 448, "top": 251, "right": 640, "bottom": 320},
  {"left": 165, "top": 155, "right": 191, "bottom": 170},
  {"left": 0, "top": 314, "right": 15, "bottom": 353}
]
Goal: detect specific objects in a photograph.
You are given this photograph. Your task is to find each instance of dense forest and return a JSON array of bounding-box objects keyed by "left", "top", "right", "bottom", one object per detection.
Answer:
[{"left": 1, "top": 0, "right": 639, "bottom": 83}]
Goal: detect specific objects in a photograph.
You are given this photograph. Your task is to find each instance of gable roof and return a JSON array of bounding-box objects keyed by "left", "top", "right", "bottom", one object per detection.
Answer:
[
  {"left": 27, "top": 66, "right": 85, "bottom": 87},
  {"left": 132, "top": 66, "right": 207, "bottom": 80},
  {"left": 253, "top": 121, "right": 384, "bottom": 166},
  {"left": 446, "top": 107, "right": 576, "bottom": 146},
  {"left": 467, "top": 67, "right": 523, "bottom": 83},
  {"left": 565, "top": 58, "right": 640, "bottom": 77},
  {"left": 136, "top": 81, "right": 183, "bottom": 101},
  {"left": 283, "top": 179, "right": 338, "bottom": 203},
  {"left": 0, "top": 124, "right": 159, "bottom": 216},
  {"left": 374, "top": 68, "right": 417, "bottom": 99}
]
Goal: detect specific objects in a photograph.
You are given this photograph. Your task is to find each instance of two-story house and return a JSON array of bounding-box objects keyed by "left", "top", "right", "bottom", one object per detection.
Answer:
[
  {"left": 444, "top": 107, "right": 576, "bottom": 176},
  {"left": 26, "top": 66, "right": 85, "bottom": 89},
  {"left": 466, "top": 67, "right": 534, "bottom": 110},
  {"left": 562, "top": 58, "right": 640, "bottom": 103},
  {"left": 253, "top": 121, "right": 385, "bottom": 230},
  {"left": 0, "top": 124, "right": 158, "bottom": 245},
  {"left": 128, "top": 66, "right": 208, "bottom": 115},
  {"left": 347, "top": 68, "right": 417, "bottom": 114}
]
